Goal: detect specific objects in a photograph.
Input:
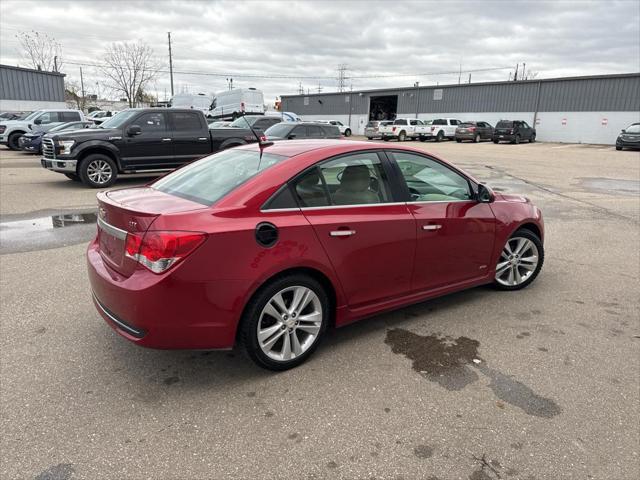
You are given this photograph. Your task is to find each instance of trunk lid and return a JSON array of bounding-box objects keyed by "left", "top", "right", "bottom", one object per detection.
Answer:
[{"left": 96, "top": 187, "right": 207, "bottom": 276}]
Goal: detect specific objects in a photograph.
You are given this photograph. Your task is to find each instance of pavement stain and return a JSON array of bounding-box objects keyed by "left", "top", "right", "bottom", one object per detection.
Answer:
[
  {"left": 413, "top": 445, "right": 434, "bottom": 459},
  {"left": 34, "top": 463, "right": 75, "bottom": 480},
  {"left": 163, "top": 376, "right": 180, "bottom": 385},
  {"left": 385, "top": 328, "right": 562, "bottom": 418}
]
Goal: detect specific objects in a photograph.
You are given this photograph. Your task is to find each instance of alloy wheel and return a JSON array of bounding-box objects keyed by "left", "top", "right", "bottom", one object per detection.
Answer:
[
  {"left": 495, "top": 236, "right": 539, "bottom": 287},
  {"left": 257, "top": 286, "right": 323, "bottom": 362},
  {"left": 86, "top": 160, "right": 113, "bottom": 185}
]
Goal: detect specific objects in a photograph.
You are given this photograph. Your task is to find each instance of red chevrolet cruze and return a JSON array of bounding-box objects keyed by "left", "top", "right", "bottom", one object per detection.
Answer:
[{"left": 88, "top": 140, "right": 544, "bottom": 370}]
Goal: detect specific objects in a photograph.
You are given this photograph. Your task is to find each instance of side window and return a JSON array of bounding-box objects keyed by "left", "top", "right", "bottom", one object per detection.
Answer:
[
  {"left": 37, "top": 112, "right": 56, "bottom": 124},
  {"left": 170, "top": 112, "right": 202, "bottom": 131},
  {"left": 449, "top": 119, "right": 459, "bottom": 126},
  {"left": 263, "top": 186, "right": 298, "bottom": 210},
  {"left": 521, "top": 121, "right": 530, "bottom": 128},
  {"left": 416, "top": 120, "right": 424, "bottom": 125},
  {"left": 395, "top": 119, "right": 407, "bottom": 126},
  {"left": 392, "top": 152, "right": 472, "bottom": 202},
  {"left": 291, "top": 125, "right": 306, "bottom": 138},
  {"left": 136, "top": 113, "right": 166, "bottom": 133},
  {"left": 307, "top": 125, "right": 324, "bottom": 137},
  {"left": 410, "top": 120, "right": 417, "bottom": 126},
  {"left": 254, "top": 119, "right": 272, "bottom": 130},
  {"left": 60, "top": 112, "right": 80, "bottom": 122}
]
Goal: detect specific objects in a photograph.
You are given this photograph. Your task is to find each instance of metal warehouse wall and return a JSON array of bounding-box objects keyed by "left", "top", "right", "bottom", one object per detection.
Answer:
[
  {"left": 281, "top": 73, "right": 640, "bottom": 115},
  {"left": 0, "top": 64, "right": 66, "bottom": 103}
]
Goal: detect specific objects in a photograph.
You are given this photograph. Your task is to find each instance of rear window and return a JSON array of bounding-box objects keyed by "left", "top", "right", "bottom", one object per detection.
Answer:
[
  {"left": 153, "top": 149, "right": 287, "bottom": 206},
  {"left": 394, "top": 119, "right": 407, "bottom": 126},
  {"left": 496, "top": 121, "right": 514, "bottom": 128},
  {"left": 265, "top": 123, "right": 293, "bottom": 137},
  {"left": 432, "top": 119, "right": 447, "bottom": 125},
  {"left": 459, "top": 122, "right": 476, "bottom": 127},
  {"left": 366, "top": 121, "right": 378, "bottom": 127}
]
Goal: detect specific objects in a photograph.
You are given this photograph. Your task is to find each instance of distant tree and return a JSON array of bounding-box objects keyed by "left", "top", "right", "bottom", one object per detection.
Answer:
[
  {"left": 65, "top": 80, "right": 85, "bottom": 111},
  {"left": 100, "top": 42, "right": 159, "bottom": 108},
  {"left": 16, "top": 31, "right": 63, "bottom": 72}
]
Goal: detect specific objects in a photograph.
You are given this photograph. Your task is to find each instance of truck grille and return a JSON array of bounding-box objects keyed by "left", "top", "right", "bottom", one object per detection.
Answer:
[{"left": 42, "top": 138, "right": 56, "bottom": 159}]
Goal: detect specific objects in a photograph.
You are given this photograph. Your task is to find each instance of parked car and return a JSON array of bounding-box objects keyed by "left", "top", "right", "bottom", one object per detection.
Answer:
[
  {"left": 41, "top": 110, "right": 281, "bottom": 188},
  {"left": 493, "top": 120, "right": 536, "bottom": 144},
  {"left": 264, "top": 122, "right": 341, "bottom": 141},
  {"left": 364, "top": 120, "right": 393, "bottom": 140},
  {"left": 19, "top": 121, "right": 93, "bottom": 154},
  {"left": 317, "top": 120, "right": 352, "bottom": 137},
  {"left": 0, "top": 111, "right": 31, "bottom": 121},
  {"left": 210, "top": 88, "right": 265, "bottom": 120},
  {"left": 421, "top": 118, "right": 461, "bottom": 142},
  {"left": 88, "top": 140, "right": 545, "bottom": 370},
  {"left": 0, "top": 109, "right": 85, "bottom": 150},
  {"left": 615, "top": 123, "right": 640, "bottom": 151},
  {"left": 455, "top": 121, "right": 494, "bottom": 143},
  {"left": 379, "top": 118, "right": 430, "bottom": 141},
  {"left": 209, "top": 115, "right": 282, "bottom": 150}
]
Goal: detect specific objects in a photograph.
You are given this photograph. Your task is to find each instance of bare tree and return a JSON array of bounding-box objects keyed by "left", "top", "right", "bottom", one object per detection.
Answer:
[
  {"left": 100, "top": 42, "right": 159, "bottom": 108},
  {"left": 65, "top": 81, "right": 85, "bottom": 111},
  {"left": 16, "top": 31, "right": 63, "bottom": 72}
]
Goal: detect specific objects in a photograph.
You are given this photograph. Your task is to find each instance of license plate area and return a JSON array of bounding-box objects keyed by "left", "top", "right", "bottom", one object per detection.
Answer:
[{"left": 98, "top": 218, "right": 126, "bottom": 268}]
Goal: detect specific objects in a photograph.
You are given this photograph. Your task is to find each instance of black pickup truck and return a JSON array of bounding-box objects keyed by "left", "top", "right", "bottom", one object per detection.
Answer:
[{"left": 41, "top": 109, "right": 282, "bottom": 188}]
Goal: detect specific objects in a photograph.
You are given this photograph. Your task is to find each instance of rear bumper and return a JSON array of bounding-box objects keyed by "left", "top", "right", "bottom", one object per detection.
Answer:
[
  {"left": 455, "top": 133, "right": 477, "bottom": 140},
  {"left": 87, "top": 238, "right": 239, "bottom": 349},
  {"left": 493, "top": 134, "right": 516, "bottom": 142}
]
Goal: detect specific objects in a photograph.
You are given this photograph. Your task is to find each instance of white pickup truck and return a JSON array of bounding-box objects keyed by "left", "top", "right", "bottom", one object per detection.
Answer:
[
  {"left": 379, "top": 118, "right": 430, "bottom": 141},
  {"left": 419, "top": 118, "right": 462, "bottom": 142}
]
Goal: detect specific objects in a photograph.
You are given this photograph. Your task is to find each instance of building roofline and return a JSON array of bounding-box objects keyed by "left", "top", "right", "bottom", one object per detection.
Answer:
[
  {"left": 0, "top": 64, "right": 66, "bottom": 77},
  {"left": 281, "top": 72, "right": 640, "bottom": 99}
]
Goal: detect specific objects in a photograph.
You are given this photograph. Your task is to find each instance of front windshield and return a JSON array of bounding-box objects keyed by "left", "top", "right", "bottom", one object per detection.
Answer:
[
  {"left": 99, "top": 110, "right": 137, "bottom": 129},
  {"left": 264, "top": 123, "right": 292, "bottom": 137},
  {"left": 153, "top": 149, "right": 287, "bottom": 206},
  {"left": 22, "top": 111, "right": 41, "bottom": 121},
  {"left": 624, "top": 124, "right": 640, "bottom": 133},
  {"left": 228, "top": 116, "right": 258, "bottom": 128}
]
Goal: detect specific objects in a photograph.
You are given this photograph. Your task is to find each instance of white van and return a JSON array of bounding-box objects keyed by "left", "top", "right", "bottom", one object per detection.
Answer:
[
  {"left": 210, "top": 88, "right": 264, "bottom": 120},
  {"left": 170, "top": 93, "right": 213, "bottom": 115}
]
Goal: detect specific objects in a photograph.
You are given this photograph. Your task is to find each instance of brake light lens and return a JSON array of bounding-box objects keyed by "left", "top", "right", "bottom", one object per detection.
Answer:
[
  {"left": 468, "top": 127, "right": 476, "bottom": 131},
  {"left": 125, "top": 231, "right": 206, "bottom": 274}
]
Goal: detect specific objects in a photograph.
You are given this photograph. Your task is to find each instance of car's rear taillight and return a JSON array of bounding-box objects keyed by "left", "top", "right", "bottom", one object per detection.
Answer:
[
  {"left": 431, "top": 126, "right": 436, "bottom": 131},
  {"left": 125, "top": 231, "right": 206, "bottom": 274},
  {"left": 468, "top": 127, "right": 476, "bottom": 131}
]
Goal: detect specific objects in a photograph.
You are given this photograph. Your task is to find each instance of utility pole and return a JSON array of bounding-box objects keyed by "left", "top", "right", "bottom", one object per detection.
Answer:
[
  {"left": 414, "top": 81, "right": 420, "bottom": 119},
  {"left": 514, "top": 63, "right": 519, "bottom": 81},
  {"left": 53, "top": 56, "right": 58, "bottom": 72},
  {"left": 468, "top": 73, "right": 471, "bottom": 84},
  {"left": 337, "top": 64, "right": 348, "bottom": 92},
  {"left": 522, "top": 62, "right": 526, "bottom": 80},
  {"left": 317, "top": 82, "right": 323, "bottom": 93},
  {"left": 298, "top": 81, "right": 304, "bottom": 95},
  {"left": 167, "top": 32, "right": 174, "bottom": 97},
  {"left": 79, "top": 67, "right": 85, "bottom": 111}
]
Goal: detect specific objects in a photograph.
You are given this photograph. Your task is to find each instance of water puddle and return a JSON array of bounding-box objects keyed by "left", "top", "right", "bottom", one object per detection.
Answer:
[
  {"left": 385, "top": 328, "right": 562, "bottom": 418},
  {"left": 578, "top": 177, "right": 640, "bottom": 196},
  {"left": 0, "top": 212, "right": 97, "bottom": 254}
]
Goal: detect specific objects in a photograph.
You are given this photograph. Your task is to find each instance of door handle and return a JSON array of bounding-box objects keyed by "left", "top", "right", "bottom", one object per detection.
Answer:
[
  {"left": 198, "top": 137, "right": 208, "bottom": 141},
  {"left": 330, "top": 230, "right": 356, "bottom": 237},
  {"left": 422, "top": 224, "right": 442, "bottom": 231},
  {"left": 161, "top": 138, "right": 172, "bottom": 142}
]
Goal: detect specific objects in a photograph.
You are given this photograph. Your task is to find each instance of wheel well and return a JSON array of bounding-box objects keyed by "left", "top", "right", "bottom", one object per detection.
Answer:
[
  {"left": 9, "top": 130, "right": 25, "bottom": 136},
  {"left": 517, "top": 222, "right": 541, "bottom": 240},
  {"left": 78, "top": 149, "right": 119, "bottom": 172},
  {"left": 235, "top": 266, "right": 338, "bottom": 342}
]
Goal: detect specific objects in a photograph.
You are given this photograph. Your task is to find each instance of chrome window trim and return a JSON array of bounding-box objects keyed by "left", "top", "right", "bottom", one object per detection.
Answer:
[
  {"left": 97, "top": 216, "right": 128, "bottom": 240},
  {"left": 406, "top": 199, "right": 475, "bottom": 205},
  {"left": 260, "top": 199, "right": 476, "bottom": 213}
]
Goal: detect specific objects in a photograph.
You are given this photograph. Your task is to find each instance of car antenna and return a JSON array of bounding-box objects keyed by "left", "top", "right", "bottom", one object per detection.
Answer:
[{"left": 240, "top": 115, "right": 273, "bottom": 161}]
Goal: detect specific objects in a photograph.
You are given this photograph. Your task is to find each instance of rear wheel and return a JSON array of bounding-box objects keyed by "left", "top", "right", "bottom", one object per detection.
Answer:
[
  {"left": 514, "top": 135, "right": 521, "bottom": 145},
  {"left": 398, "top": 131, "right": 406, "bottom": 142},
  {"left": 493, "top": 139, "right": 499, "bottom": 144},
  {"left": 367, "top": 137, "right": 373, "bottom": 140},
  {"left": 344, "top": 129, "right": 352, "bottom": 137},
  {"left": 240, "top": 274, "right": 329, "bottom": 370},
  {"left": 79, "top": 154, "right": 117, "bottom": 188},
  {"left": 456, "top": 138, "right": 462, "bottom": 143},
  {"left": 493, "top": 229, "right": 544, "bottom": 291},
  {"left": 436, "top": 131, "right": 444, "bottom": 142},
  {"left": 7, "top": 132, "right": 22, "bottom": 150}
]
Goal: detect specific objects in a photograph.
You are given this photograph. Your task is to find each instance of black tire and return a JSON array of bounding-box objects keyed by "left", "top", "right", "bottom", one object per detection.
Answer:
[
  {"left": 419, "top": 136, "right": 426, "bottom": 142},
  {"left": 493, "top": 139, "right": 499, "bottom": 144},
  {"left": 615, "top": 146, "right": 622, "bottom": 151},
  {"left": 7, "top": 132, "right": 23, "bottom": 151},
  {"left": 64, "top": 173, "right": 80, "bottom": 181},
  {"left": 240, "top": 273, "right": 330, "bottom": 371},
  {"left": 383, "top": 137, "right": 389, "bottom": 141},
  {"left": 514, "top": 135, "right": 521, "bottom": 145},
  {"left": 435, "top": 131, "right": 444, "bottom": 142},
  {"left": 474, "top": 134, "right": 481, "bottom": 143},
  {"left": 530, "top": 134, "right": 536, "bottom": 143},
  {"left": 456, "top": 138, "right": 462, "bottom": 143},
  {"left": 344, "top": 129, "right": 352, "bottom": 137},
  {"left": 79, "top": 154, "right": 117, "bottom": 188},
  {"left": 398, "top": 131, "right": 406, "bottom": 142},
  {"left": 493, "top": 229, "right": 544, "bottom": 291},
  {"left": 367, "top": 137, "right": 373, "bottom": 140}
]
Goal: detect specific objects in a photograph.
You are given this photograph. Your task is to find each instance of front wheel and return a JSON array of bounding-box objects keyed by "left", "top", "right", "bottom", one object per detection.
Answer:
[
  {"left": 514, "top": 135, "right": 521, "bottom": 145},
  {"left": 615, "top": 146, "right": 622, "bottom": 151},
  {"left": 7, "top": 133, "right": 22, "bottom": 151},
  {"left": 79, "top": 154, "right": 117, "bottom": 188},
  {"left": 240, "top": 274, "right": 329, "bottom": 370},
  {"left": 530, "top": 134, "right": 536, "bottom": 143},
  {"left": 366, "top": 137, "right": 373, "bottom": 140},
  {"left": 436, "top": 131, "right": 444, "bottom": 142},
  {"left": 456, "top": 138, "right": 462, "bottom": 143},
  {"left": 344, "top": 129, "right": 352, "bottom": 137},
  {"left": 493, "top": 139, "right": 499, "bottom": 144},
  {"left": 493, "top": 229, "right": 544, "bottom": 291},
  {"left": 474, "top": 134, "right": 481, "bottom": 143}
]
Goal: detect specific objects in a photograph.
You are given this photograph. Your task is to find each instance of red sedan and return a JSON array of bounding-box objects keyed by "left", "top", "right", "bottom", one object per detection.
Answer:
[{"left": 88, "top": 140, "right": 544, "bottom": 370}]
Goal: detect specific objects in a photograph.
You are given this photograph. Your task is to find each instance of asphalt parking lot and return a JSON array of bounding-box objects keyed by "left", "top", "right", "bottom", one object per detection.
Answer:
[{"left": 1, "top": 140, "right": 638, "bottom": 480}]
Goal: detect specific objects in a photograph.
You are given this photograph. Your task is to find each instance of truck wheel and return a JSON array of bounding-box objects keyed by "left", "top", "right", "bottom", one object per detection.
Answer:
[
  {"left": 64, "top": 173, "right": 80, "bottom": 182},
  {"left": 398, "top": 131, "right": 406, "bottom": 142},
  {"left": 7, "top": 132, "right": 23, "bottom": 150},
  {"left": 79, "top": 154, "right": 117, "bottom": 188},
  {"left": 436, "top": 131, "right": 444, "bottom": 142},
  {"left": 419, "top": 136, "right": 426, "bottom": 142},
  {"left": 493, "top": 139, "right": 499, "bottom": 144},
  {"left": 456, "top": 138, "right": 462, "bottom": 143},
  {"left": 344, "top": 129, "right": 352, "bottom": 137}
]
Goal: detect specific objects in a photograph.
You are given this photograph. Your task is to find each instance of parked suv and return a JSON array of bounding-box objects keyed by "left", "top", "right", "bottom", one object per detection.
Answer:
[
  {"left": 455, "top": 121, "right": 494, "bottom": 143},
  {"left": 615, "top": 123, "right": 640, "bottom": 151},
  {"left": 265, "top": 122, "right": 340, "bottom": 141},
  {"left": 493, "top": 120, "right": 536, "bottom": 144},
  {"left": 0, "top": 109, "right": 84, "bottom": 150}
]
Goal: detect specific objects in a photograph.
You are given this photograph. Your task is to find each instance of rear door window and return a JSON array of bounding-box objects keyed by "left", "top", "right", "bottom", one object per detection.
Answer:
[
  {"left": 432, "top": 119, "right": 446, "bottom": 125},
  {"left": 394, "top": 119, "right": 407, "bottom": 126},
  {"left": 322, "top": 125, "right": 340, "bottom": 137},
  {"left": 60, "top": 111, "right": 81, "bottom": 122},
  {"left": 170, "top": 112, "right": 203, "bottom": 131},
  {"left": 307, "top": 125, "right": 324, "bottom": 138}
]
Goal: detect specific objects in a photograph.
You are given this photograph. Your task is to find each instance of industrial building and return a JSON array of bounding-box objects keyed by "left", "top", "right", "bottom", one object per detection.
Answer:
[
  {"left": 0, "top": 64, "right": 66, "bottom": 111},
  {"left": 281, "top": 73, "right": 640, "bottom": 144}
]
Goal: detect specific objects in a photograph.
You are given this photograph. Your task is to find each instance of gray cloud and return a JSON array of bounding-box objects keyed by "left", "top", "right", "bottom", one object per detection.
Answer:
[{"left": 1, "top": 0, "right": 638, "bottom": 104}]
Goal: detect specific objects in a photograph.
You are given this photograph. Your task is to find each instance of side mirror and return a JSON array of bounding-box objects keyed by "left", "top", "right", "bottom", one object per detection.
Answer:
[
  {"left": 621, "top": 129, "right": 626, "bottom": 133},
  {"left": 126, "top": 125, "right": 142, "bottom": 136},
  {"left": 477, "top": 183, "right": 495, "bottom": 203},
  {"left": 34, "top": 119, "right": 42, "bottom": 125}
]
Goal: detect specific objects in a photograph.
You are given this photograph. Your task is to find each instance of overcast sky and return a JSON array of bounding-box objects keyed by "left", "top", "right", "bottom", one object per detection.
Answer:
[{"left": 1, "top": 0, "right": 639, "bottom": 104}]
